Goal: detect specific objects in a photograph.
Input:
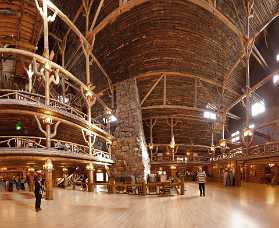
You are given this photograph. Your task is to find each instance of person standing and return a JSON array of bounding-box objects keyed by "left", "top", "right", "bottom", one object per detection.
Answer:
[
  {"left": 34, "top": 176, "right": 43, "bottom": 212},
  {"left": 197, "top": 168, "right": 206, "bottom": 197}
]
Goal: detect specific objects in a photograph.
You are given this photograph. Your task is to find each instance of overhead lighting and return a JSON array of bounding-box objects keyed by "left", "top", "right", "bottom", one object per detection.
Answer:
[
  {"left": 273, "top": 74, "right": 279, "bottom": 85},
  {"left": 169, "top": 136, "right": 176, "bottom": 150},
  {"left": 243, "top": 127, "right": 253, "bottom": 137},
  {"left": 204, "top": 111, "right": 216, "bottom": 120},
  {"left": 252, "top": 100, "right": 265, "bottom": 117}
]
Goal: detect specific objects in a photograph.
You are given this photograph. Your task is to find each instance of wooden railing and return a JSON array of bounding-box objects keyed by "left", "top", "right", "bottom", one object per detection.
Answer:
[
  {"left": 0, "top": 89, "right": 105, "bottom": 129},
  {"left": 107, "top": 179, "right": 184, "bottom": 196},
  {"left": 151, "top": 154, "right": 209, "bottom": 164},
  {"left": 213, "top": 141, "right": 279, "bottom": 161},
  {"left": 0, "top": 136, "right": 112, "bottom": 162}
]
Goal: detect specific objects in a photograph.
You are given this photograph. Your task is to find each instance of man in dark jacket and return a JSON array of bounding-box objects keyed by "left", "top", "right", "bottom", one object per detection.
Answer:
[{"left": 34, "top": 176, "right": 43, "bottom": 212}]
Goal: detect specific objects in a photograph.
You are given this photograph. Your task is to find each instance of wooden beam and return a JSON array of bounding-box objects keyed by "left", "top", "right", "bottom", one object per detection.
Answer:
[
  {"left": 141, "top": 74, "right": 164, "bottom": 106},
  {"left": 224, "top": 52, "right": 245, "bottom": 81},
  {"left": 142, "top": 104, "right": 240, "bottom": 120},
  {"left": 63, "top": 4, "right": 84, "bottom": 41},
  {"left": 226, "top": 69, "right": 279, "bottom": 112},
  {"left": 89, "top": 0, "right": 105, "bottom": 32},
  {"left": 136, "top": 71, "right": 240, "bottom": 96},
  {"left": 163, "top": 75, "right": 167, "bottom": 105},
  {"left": 194, "top": 78, "right": 198, "bottom": 107}
]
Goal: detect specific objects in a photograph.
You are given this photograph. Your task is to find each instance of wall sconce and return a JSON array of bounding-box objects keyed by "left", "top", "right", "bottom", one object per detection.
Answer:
[
  {"left": 219, "top": 139, "right": 227, "bottom": 148},
  {"left": 43, "top": 159, "right": 53, "bottom": 171},
  {"left": 148, "top": 143, "right": 154, "bottom": 150},
  {"left": 0, "top": 167, "right": 7, "bottom": 172},
  {"left": 43, "top": 115, "right": 53, "bottom": 124},
  {"left": 86, "top": 163, "right": 94, "bottom": 171},
  {"left": 170, "top": 165, "right": 176, "bottom": 170},
  {"left": 268, "top": 163, "right": 275, "bottom": 168},
  {"left": 85, "top": 89, "right": 93, "bottom": 97},
  {"left": 27, "top": 167, "right": 35, "bottom": 172},
  {"left": 210, "top": 145, "right": 215, "bottom": 152},
  {"left": 62, "top": 167, "right": 68, "bottom": 172}
]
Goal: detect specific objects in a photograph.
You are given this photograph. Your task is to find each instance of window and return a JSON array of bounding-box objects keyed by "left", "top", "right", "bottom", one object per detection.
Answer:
[
  {"left": 252, "top": 100, "right": 265, "bottom": 117},
  {"left": 96, "top": 172, "right": 104, "bottom": 182},
  {"left": 231, "top": 131, "right": 240, "bottom": 137},
  {"left": 231, "top": 131, "right": 240, "bottom": 143},
  {"left": 249, "top": 124, "right": 255, "bottom": 129},
  {"left": 203, "top": 111, "right": 216, "bottom": 120},
  {"left": 273, "top": 74, "right": 279, "bottom": 85},
  {"left": 231, "top": 136, "right": 240, "bottom": 143}
]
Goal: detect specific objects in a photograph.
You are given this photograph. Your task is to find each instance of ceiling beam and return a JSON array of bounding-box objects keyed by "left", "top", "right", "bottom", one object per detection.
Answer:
[
  {"left": 142, "top": 104, "right": 240, "bottom": 120},
  {"left": 141, "top": 74, "right": 164, "bottom": 105},
  {"left": 136, "top": 71, "right": 240, "bottom": 96},
  {"left": 226, "top": 69, "right": 279, "bottom": 112}
]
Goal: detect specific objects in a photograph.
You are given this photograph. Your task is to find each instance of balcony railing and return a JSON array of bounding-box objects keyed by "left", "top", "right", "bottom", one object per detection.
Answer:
[
  {"left": 0, "top": 89, "right": 105, "bottom": 130},
  {"left": 151, "top": 154, "right": 209, "bottom": 164},
  {"left": 0, "top": 136, "right": 112, "bottom": 163},
  {"left": 213, "top": 141, "right": 279, "bottom": 161}
]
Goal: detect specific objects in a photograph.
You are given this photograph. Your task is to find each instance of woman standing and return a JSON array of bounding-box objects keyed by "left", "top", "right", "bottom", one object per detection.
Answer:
[{"left": 34, "top": 176, "right": 44, "bottom": 212}]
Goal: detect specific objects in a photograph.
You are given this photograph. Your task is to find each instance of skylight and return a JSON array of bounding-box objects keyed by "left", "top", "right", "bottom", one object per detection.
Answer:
[
  {"left": 252, "top": 100, "right": 265, "bottom": 117},
  {"left": 203, "top": 111, "right": 216, "bottom": 120}
]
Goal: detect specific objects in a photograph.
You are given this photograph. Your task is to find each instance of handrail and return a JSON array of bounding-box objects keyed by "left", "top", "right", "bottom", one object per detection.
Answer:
[
  {"left": 0, "top": 89, "right": 105, "bottom": 128},
  {"left": 0, "top": 136, "right": 112, "bottom": 161}
]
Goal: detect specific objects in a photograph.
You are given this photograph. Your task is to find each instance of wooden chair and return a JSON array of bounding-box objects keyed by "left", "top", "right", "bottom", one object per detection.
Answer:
[{"left": 147, "top": 183, "right": 157, "bottom": 195}]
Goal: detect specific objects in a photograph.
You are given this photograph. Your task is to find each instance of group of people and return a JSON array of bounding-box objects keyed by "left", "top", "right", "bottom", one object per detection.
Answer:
[
  {"left": 223, "top": 169, "right": 236, "bottom": 187},
  {"left": 0, "top": 175, "right": 44, "bottom": 212},
  {"left": 0, "top": 176, "right": 28, "bottom": 192}
]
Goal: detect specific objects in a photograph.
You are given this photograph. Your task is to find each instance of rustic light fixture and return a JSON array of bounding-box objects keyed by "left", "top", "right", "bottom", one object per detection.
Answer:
[
  {"left": 43, "top": 115, "right": 53, "bottom": 124},
  {"left": 86, "top": 163, "right": 94, "bottom": 171},
  {"left": 43, "top": 159, "right": 53, "bottom": 171},
  {"left": 169, "top": 136, "right": 176, "bottom": 150},
  {"left": 27, "top": 167, "right": 35, "bottom": 172},
  {"left": 148, "top": 143, "right": 154, "bottom": 151},
  {"left": 62, "top": 167, "right": 68, "bottom": 172},
  {"left": 219, "top": 139, "right": 227, "bottom": 148}
]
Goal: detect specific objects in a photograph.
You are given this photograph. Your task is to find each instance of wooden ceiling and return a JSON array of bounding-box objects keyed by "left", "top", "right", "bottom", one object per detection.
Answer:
[{"left": 1, "top": 0, "right": 279, "bottom": 150}]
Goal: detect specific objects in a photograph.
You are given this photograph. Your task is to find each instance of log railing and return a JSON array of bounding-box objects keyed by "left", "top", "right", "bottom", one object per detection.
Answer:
[
  {"left": 151, "top": 154, "right": 209, "bottom": 164},
  {"left": 107, "top": 179, "right": 184, "bottom": 196},
  {"left": 0, "top": 89, "right": 105, "bottom": 129},
  {"left": 0, "top": 136, "right": 112, "bottom": 162},
  {"left": 213, "top": 141, "right": 279, "bottom": 161}
]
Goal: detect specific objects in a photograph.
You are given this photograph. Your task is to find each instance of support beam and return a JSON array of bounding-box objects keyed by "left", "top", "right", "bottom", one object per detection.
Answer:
[
  {"left": 142, "top": 104, "right": 240, "bottom": 120},
  {"left": 226, "top": 69, "right": 279, "bottom": 112},
  {"left": 141, "top": 74, "right": 164, "bottom": 105},
  {"left": 136, "top": 71, "right": 240, "bottom": 96}
]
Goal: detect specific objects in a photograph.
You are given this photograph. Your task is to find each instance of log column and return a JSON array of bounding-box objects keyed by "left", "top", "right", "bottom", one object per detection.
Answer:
[
  {"left": 44, "top": 159, "right": 54, "bottom": 200},
  {"left": 86, "top": 163, "right": 94, "bottom": 192}
]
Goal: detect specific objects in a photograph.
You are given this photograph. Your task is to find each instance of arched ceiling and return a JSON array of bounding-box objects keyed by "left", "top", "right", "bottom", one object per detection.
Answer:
[{"left": 2, "top": 0, "right": 279, "bottom": 148}]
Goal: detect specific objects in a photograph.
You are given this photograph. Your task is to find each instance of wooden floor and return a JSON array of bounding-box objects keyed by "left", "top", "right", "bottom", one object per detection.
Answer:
[{"left": 1, "top": 182, "right": 279, "bottom": 228}]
